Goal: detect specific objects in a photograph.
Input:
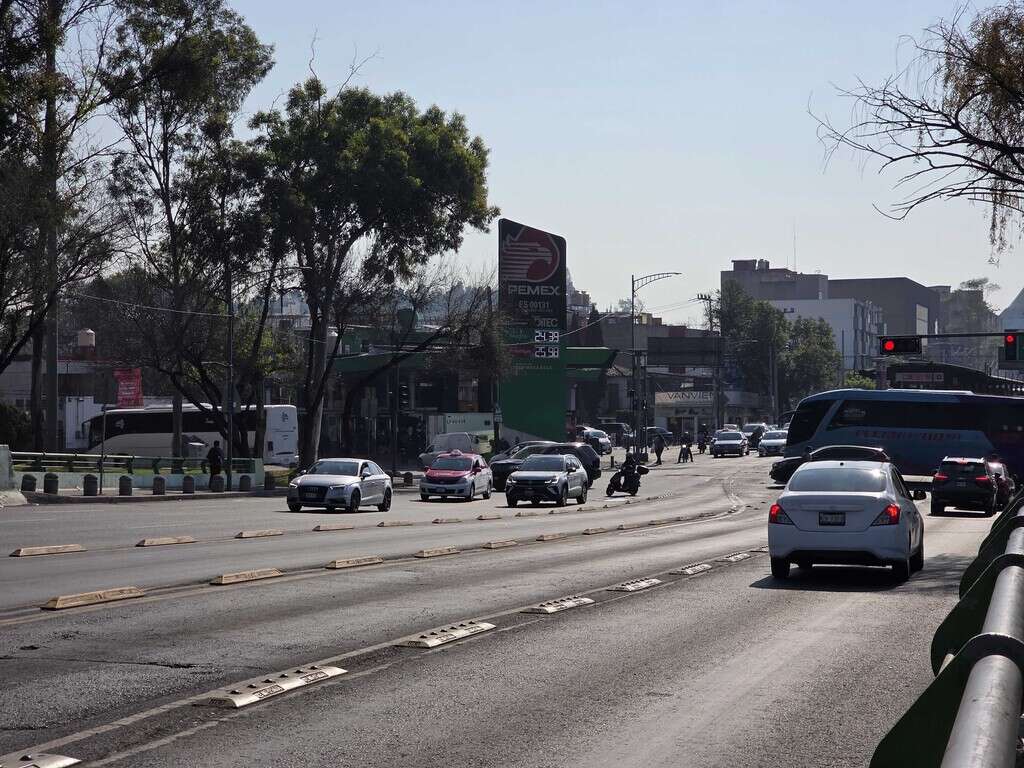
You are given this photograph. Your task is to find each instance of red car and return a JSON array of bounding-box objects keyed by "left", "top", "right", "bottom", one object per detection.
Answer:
[{"left": 419, "top": 451, "right": 493, "bottom": 501}]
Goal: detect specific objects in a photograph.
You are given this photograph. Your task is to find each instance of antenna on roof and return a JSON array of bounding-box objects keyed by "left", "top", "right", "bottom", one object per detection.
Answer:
[{"left": 792, "top": 220, "right": 797, "bottom": 271}]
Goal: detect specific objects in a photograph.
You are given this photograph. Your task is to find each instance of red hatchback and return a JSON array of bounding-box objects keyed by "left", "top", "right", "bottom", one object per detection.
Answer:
[{"left": 419, "top": 451, "right": 493, "bottom": 501}]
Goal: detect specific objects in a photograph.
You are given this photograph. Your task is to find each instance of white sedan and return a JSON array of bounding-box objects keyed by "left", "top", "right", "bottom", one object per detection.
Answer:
[
  {"left": 767, "top": 460, "right": 925, "bottom": 581},
  {"left": 288, "top": 458, "right": 392, "bottom": 513}
]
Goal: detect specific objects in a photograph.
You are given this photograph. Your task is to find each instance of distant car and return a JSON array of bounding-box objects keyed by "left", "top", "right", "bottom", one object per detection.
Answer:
[
  {"left": 711, "top": 431, "right": 748, "bottom": 457},
  {"left": 540, "top": 442, "right": 602, "bottom": 484},
  {"left": 599, "top": 421, "right": 633, "bottom": 447},
  {"left": 988, "top": 461, "right": 1016, "bottom": 509},
  {"left": 768, "top": 459, "right": 926, "bottom": 581},
  {"left": 489, "top": 442, "right": 556, "bottom": 491},
  {"left": 742, "top": 423, "right": 768, "bottom": 448},
  {"left": 418, "top": 432, "right": 487, "bottom": 469},
  {"left": 505, "top": 453, "right": 590, "bottom": 507},
  {"left": 931, "top": 457, "right": 999, "bottom": 516},
  {"left": 490, "top": 440, "right": 550, "bottom": 464},
  {"left": 758, "top": 430, "right": 788, "bottom": 457},
  {"left": 420, "top": 451, "right": 493, "bottom": 502},
  {"left": 288, "top": 458, "right": 392, "bottom": 513},
  {"left": 642, "top": 426, "right": 674, "bottom": 447},
  {"left": 770, "top": 445, "right": 891, "bottom": 484},
  {"left": 723, "top": 423, "right": 740, "bottom": 432},
  {"left": 580, "top": 428, "right": 613, "bottom": 455}
]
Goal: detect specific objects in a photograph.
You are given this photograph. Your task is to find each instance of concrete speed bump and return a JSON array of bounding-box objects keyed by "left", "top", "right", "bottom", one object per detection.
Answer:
[
  {"left": 750, "top": 545, "right": 770, "bottom": 553},
  {"left": 210, "top": 568, "right": 282, "bottom": 585},
  {"left": 648, "top": 518, "right": 674, "bottom": 526},
  {"left": 313, "top": 523, "right": 354, "bottom": 532},
  {"left": 378, "top": 520, "right": 415, "bottom": 527},
  {"left": 616, "top": 521, "right": 646, "bottom": 530},
  {"left": 548, "top": 509, "right": 571, "bottom": 515},
  {"left": 476, "top": 513, "right": 502, "bottom": 520},
  {"left": 0, "top": 751, "right": 81, "bottom": 767},
  {"left": 413, "top": 546, "right": 459, "bottom": 558},
  {"left": 326, "top": 556, "right": 384, "bottom": 569},
  {"left": 718, "top": 552, "right": 752, "bottom": 563},
  {"left": 522, "top": 596, "right": 595, "bottom": 614},
  {"left": 10, "top": 544, "right": 84, "bottom": 557},
  {"left": 536, "top": 532, "right": 569, "bottom": 541},
  {"left": 514, "top": 510, "right": 544, "bottom": 517},
  {"left": 396, "top": 620, "right": 495, "bottom": 648},
  {"left": 235, "top": 529, "right": 283, "bottom": 539},
  {"left": 582, "top": 527, "right": 607, "bottom": 535},
  {"left": 207, "top": 664, "right": 346, "bottom": 708},
  {"left": 483, "top": 540, "right": 517, "bottom": 549},
  {"left": 431, "top": 518, "right": 462, "bottom": 524},
  {"left": 42, "top": 586, "right": 145, "bottom": 610},
  {"left": 607, "top": 577, "right": 662, "bottom": 592},
  {"left": 671, "top": 563, "right": 712, "bottom": 576},
  {"left": 136, "top": 536, "right": 196, "bottom": 547}
]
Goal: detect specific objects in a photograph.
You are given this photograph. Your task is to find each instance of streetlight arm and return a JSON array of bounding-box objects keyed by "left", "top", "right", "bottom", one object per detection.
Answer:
[{"left": 633, "top": 271, "right": 682, "bottom": 293}]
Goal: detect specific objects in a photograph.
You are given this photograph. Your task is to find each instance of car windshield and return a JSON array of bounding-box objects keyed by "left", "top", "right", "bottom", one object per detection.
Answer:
[
  {"left": 763, "top": 431, "right": 787, "bottom": 440},
  {"left": 742, "top": 424, "right": 759, "bottom": 433},
  {"left": 719, "top": 432, "right": 743, "bottom": 440},
  {"left": 511, "top": 445, "right": 548, "bottom": 460},
  {"left": 432, "top": 457, "right": 473, "bottom": 471},
  {"left": 588, "top": 430, "right": 608, "bottom": 439},
  {"left": 309, "top": 460, "right": 360, "bottom": 476},
  {"left": 520, "top": 456, "right": 565, "bottom": 471},
  {"left": 789, "top": 467, "right": 886, "bottom": 492}
]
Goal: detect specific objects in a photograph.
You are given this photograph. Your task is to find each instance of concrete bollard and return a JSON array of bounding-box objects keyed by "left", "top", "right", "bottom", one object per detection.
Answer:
[
  {"left": 182, "top": 475, "right": 195, "bottom": 494},
  {"left": 152, "top": 475, "right": 166, "bottom": 495},
  {"left": 209, "top": 474, "right": 225, "bottom": 493},
  {"left": 83, "top": 474, "right": 98, "bottom": 496},
  {"left": 21, "top": 474, "right": 37, "bottom": 492},
  {"left": 43, "top": 473, "right": 58, "bottom": 494},
  {"left": 403, "top": 471, "right": 414, "bottom": 486},
  {"left": 118, "top": 475, "right": 133, "bottom": 496},
  {"left": 264, "top": 473, "right": 275, "bottom": 491},
  {"left": 238, "top": 475, "right": 252, "bottom": 492}
]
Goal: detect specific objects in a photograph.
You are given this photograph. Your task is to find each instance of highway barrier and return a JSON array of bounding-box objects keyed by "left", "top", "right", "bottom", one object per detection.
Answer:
[{"left": 870, "top": 495, "right": 1024, "bottom": 767}]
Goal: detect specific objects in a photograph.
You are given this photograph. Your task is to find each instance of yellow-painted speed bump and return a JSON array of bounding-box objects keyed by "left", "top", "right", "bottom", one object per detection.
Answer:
[
  {"left": 522, "top": 596, "right": 595, "bottom": 614},
  {"left": 718, "top": 552, "right": 751, "bottom": 563},
  {"left": 136, "top": 536, "right": 196, "bottom": 547},
  {"left": 378, "top": 520, "right": 415, "bottom": 527},
  {"left": 0, "top": 751, "right": 81, "bottom": 767},
  {"left": 616, "top": 521, "right": 646, "bottom": 530},
  {"left": 582, "top": 527, "right": 607, "bottom": 535},
  {"left": 671, "top": 563, "right": 712, "bottom": 576},
  {"left": 235, "top": 529, "right": 283, "bottom": 539},
  {"left": 514, "top": 510, "right": 544, "bottom": 517},
  {"left": 476, "top": 513, "right": 502, "bottom": 520},
  {"left": 536, "top": 532, "right": 569, "bottom": 541},
  {"left": 414, "top": 546, "right": 459, "bottom": 558},
  {"left": 326, "top": 556, "right": 384, "bottom": 569},
  {"left": 432, "top": 518, "right": 462, "bottom": 524},
  {"left": 607, "top": 577, "right": 662, "bottom": 592},
  {"left": 207, "top": 664, "right": 346, "bottom": 708},
  {"left": 42, "top": 586, "right": 145, "bottom": 610},
  {"left": 210, "top": 568, "right": 282, "bottom": 585},
  {"left": 483, "top": 540, "right": 517, "bottom": 549},
  {"left": 313, "top": 523, "right": 354, "bottom": 532},
  {"left": 10, "top": 544, "right": 84, "bottom": 557},
  {"left": 396, "top": 620, "right": 496, "bottom": 648}
]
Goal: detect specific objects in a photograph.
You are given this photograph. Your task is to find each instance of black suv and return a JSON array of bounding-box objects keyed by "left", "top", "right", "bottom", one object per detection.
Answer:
[
  {"left": 540, "top": 442, "right": 602, "bottom": 485},
  {"left": 489, "top": 442, "right": 555, "bottom": 491},
  {"left": 931, "top": 457, "right": 999, "bottom": 516}
]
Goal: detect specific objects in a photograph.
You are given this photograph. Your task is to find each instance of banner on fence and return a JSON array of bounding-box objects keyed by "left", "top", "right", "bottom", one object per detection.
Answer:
[{"left": 113, "top": 368, "right": 143, "bottom": 408}]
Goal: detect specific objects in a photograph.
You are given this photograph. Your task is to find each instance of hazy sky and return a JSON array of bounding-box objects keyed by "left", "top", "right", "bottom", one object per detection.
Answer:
[{"left": 237, "top": 1, "right": 1016, "bottom": 325}]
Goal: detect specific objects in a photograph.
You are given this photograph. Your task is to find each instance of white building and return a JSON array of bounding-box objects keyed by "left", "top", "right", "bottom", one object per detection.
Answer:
[{"left": 768, "top": 298, "right": 883, "bottom": 372}]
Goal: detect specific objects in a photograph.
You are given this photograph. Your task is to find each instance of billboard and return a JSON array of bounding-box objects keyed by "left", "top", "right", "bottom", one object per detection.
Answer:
[
  {"left": 498, "top": 219, "right": 566, "bottom": 441},
  {"left": 113, "top": 368, "right": 143, "bottom": 407},
  {"left": 647, "top": 336, "right": 722, "bottom": 367}
]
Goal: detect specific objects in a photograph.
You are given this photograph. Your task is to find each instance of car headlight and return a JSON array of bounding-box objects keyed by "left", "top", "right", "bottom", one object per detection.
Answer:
[
  {"left": 506, "top": 477, "right": 517, "bottom": 485},
  {"left": 546, "top": 477, "right": 559, "bottom": 484},
  {"left": 329, "top": 484, "right": 352, "bottom": 492},
  {"left": 288, "top": 482, "right": 298, "bottom": 488}
]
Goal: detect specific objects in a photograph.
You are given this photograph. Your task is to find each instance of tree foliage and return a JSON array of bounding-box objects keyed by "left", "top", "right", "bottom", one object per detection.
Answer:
[{"left": 779, "top": 317, "right": 841, "bottom": 407}]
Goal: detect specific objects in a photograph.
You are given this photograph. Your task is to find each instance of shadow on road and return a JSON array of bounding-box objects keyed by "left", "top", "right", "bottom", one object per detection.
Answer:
[{"left": 748, "top": 553, "right": 973, "bottom": 594}]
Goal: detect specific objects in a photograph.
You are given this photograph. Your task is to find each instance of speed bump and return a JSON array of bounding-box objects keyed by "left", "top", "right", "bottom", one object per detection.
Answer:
[
  {"left": 42, "top": 586, "right": 145, "bottom": 610},
  {"left": 136, "top": 536, "right": 195, "bottom": 547},
  {"left": 536, "top": 532, "right": 569, "bottom": 541},
  {"left": 583, "top": 527, "right": 607, "bottom": 535},
  {"left": 616, "top": 521, "right": 646, "bottom": 530},
  {"left": 671, "top": 563, "right": 712, "bottom": 576},
  {"left": 476, "top": 513, "right": 502, "bottom": 520},
  {"left": 210, "top": 568, "right": 282, "bottom": 585},
  {"left": 0, "top": 751, "right": 80, "bottom": 767},
  {"left": 207, "top": 664, "right": 346, "bottom": 708},
  {"left": 313, "top": 523, "right": 354, "bottom": 532},
  {"left": 235, "top": 529, "right": 283, "bottom": 539},
  {"left": 326, "top": 556, "right": 384, "bottom": 569},
  {"left": 607, "top": 578, "right": 662, "bottom": 592},
  {"left": 514, "top": 510, "right": 544, "bottom": 517},
  {"left": 483, "top": 540, "right": 517, "bottom": 549},
  {"left": 11, "top": 544, "right": 84, "bottom": 557},
  {"left": 718, "top": 552, "right": 751, "bottom": 563},
  {"left": 396, "top": 620, "right": 495, "bottom": 648},
  {"left": 431, "top": 518, "right": 462, "bottom": 524},
  {"left": 414, "top": 546, "right": 459, "bottom": 558},
  {"left": 378, "top": 520, "right": 415, "bottom": 527},
  {"left": 522, "top": 596, "right": 595, "bottom": 614}
]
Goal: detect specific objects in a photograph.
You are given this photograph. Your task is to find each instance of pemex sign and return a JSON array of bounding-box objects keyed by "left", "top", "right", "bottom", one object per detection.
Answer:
[{"left": 498, "top": 218, "right": 566, "bottom": 441}]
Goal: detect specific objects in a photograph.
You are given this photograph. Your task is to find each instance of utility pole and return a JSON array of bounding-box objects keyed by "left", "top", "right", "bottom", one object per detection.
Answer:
[
  {"left": 225, "top": 254, "right": 234, "bottom": 491},
  {"left": 697, "top": 293, "right": 721, "bottom": 429},
  {"left": 631, "top": 272, "right": 681, "bottom": 457}
]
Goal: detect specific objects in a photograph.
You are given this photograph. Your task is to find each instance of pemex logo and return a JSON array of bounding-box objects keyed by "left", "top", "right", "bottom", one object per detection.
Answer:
[{"left": 500, "top": 224, "right": 562, "bottom": 283}]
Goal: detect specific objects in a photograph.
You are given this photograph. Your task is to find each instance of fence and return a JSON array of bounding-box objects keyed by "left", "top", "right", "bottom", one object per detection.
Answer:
[{"left": 870, "top": 494, "right": 1024, "bottom": 767}]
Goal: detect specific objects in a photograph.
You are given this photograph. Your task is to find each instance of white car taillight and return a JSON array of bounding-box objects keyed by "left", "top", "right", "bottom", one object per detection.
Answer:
[
  {"left": 768, "top": 503, "right": 793, "bottom": 525},
  {"left": 870, "top": 504, "right": 900, "bottom": 526}
]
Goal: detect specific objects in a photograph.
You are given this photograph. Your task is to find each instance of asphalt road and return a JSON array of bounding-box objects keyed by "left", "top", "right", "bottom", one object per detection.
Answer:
[{"left": 0, "top": 450, "right": 991, "bottom": 767}]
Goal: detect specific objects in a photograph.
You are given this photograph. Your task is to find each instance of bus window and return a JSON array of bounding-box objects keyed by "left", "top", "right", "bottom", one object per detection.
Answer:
[{"left": 787, "top": 400, "right": 833, "bottom": 445}]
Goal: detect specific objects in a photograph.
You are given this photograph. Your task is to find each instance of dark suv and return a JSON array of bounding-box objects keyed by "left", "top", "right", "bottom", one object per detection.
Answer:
[
  {"left": 932, "top": 457, "right": 999, "bottom": 516},
  {"left": 540, "top": 442, "right": 602, "bottom": 485},
  {"left": 489, "top": 442, "right": 555, "bottom": 491}
]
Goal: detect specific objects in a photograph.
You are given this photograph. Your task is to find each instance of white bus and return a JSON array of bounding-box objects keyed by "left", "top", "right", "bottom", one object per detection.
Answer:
[{"left": 83, "top": 404, "right": 298, "bottom": 465}]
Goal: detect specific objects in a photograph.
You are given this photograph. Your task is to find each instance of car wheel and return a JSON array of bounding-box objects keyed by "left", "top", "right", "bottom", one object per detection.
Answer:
[
  {"left": 892, "top": 558, "right": 911, "bottom": 582},
  {"left": 910, "top": 539, "right": 924, "bottom": 573},
  {"left": 578, "top": 484, "right": 588, "bottom": 504},
  {"left": 606, "top": 483, "right": 614, "bottom": 497},
  {"left": 483, "top": 483, "right": 491, "bottom": 500},
  {"left": 930, "top": 500, "right": 944, "bottom": 516},
  {"left": 796, "top": 560, "right": 813, "bottom": 571},
  {"left": 508, "top": 497, "right": 518, "bottom": 508},
  {"left": 377, "top": 489, "right": 392, "bottom": 513},
  {"left": 325, "top": 504, "right": 337, "bottom": 513},
  {"left": 556, "top": 486, "right": 567, "bottom": 507},
  {"left": 288, "top": 502, "right": 302, "bottom": 512},
  {"left": 346, "top": 491, "right": 360, "bottom": 513},
  {"left": 420, "top": 493, "right": 429, "bottom": 502},
  {"left": 494, "top": 480, "right": 505, "bottom": 492},
  {"left": 770, "top": 557, "right": 790, "bottom": 579},
  {"left": 531, "top": 499, "right": 540, "bottom": 507}
]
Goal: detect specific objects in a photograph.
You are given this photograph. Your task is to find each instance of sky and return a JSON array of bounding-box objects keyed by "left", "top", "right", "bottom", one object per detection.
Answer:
[{"left": 236, "top": 0, "right": 1017, "bottom": 326}]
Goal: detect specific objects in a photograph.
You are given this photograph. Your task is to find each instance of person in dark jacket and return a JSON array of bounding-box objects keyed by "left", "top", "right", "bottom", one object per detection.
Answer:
[
  {"left": 207, "top": 440, "right": 224, "bottom": 476},
  {"left": 653, "top": 433, "right": 665, "bottom": 465}
]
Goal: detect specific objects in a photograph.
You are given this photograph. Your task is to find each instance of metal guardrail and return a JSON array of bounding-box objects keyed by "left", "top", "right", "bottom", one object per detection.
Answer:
[
  {"left": 870, "top": 495, "right": 1024, "bottom": 767},
  {"left": 11, "top": 451, "right": 256, "bottom": 475}
]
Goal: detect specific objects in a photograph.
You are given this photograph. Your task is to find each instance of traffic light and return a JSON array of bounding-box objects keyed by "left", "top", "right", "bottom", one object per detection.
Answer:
[
  {"left": 1005, "top": 331, "right": 1019, "bottom": 362},
  {"left": 399, "top": 382, "right": 410, "bottom": 410},
  {"left": 878, "top": 336, "right": 922, "bottom": 356}
]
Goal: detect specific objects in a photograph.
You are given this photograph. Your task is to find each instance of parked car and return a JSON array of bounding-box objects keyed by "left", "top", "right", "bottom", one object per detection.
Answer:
[
  {"left": 757, "top": 430, "right": 788, "bottom": 457},
  {"left": 644, "top": 426, "right": 674, "bottom": 447},
  {"left": 420, "top": 451, "right": 493, "bottom": 501},
  {"left": 741, "top": 423, "right": 768, "bottom": 448},
  {"left": 988, "top": 460, "right": 1016, "bottom": 509},
  {"left": 418, "top": 432, "right": 488, "bottom": 469},
  {"left": 768, "top": 459, "right": 926, "bottom": 581},
  {"left": 580, "top": 428, "right": 613, "bottom": 455},
  {"left": 505, "top": 453, "right": 590, "bottom": 507},
  {"left": 770, "top": 445, "right": 891, "bottom": 484},
  {"left": 288, "top": 458, "right": 392, "bottom": 513},
  {"left": 490, "top": 440, "right": 550, "bottom": 464},
  {"left": 723, "top": 423, "right": 740, "bottom": 431},
  {"left": 539, "top": 442, "right": 602, "bottom": 484},
  {"left": 490, "top": 442, "right": 555, "bottom": 491},
  {"left": 599, "top": 421, "right": 633, "bottom": 447},
  {"left": 931, "top": 457, "right": 999, "bottom": 516},
  {"left": 711, "top": 431, "right": 748, "bottom": 457}
]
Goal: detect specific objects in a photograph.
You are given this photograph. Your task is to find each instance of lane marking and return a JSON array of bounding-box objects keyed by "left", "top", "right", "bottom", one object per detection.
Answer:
[
  {"left": 431, "top": 518, "right": 462, "bottom": 524},
  {"left": 670, "top": 563, "right": 713, "bottom": 576}
]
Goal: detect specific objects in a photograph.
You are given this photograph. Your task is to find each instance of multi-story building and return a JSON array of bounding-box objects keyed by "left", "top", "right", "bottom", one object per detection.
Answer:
[
  {"left": 768, "top": 297, "right": 883, "bottom": 372},
  {"left": 828, "top": 277, "right": 939, "bottom": 337}
]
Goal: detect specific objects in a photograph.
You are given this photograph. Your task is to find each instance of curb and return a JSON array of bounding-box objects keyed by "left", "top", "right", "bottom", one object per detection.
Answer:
[{"left": 23, "top": 489, "right": 289, "bottom": 505}]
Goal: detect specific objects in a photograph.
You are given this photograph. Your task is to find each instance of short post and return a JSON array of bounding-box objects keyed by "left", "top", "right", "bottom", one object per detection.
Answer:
[
  {"left": 209, "top": 474, "right": 225, "bottom": 493},
  {"left": 403, "top": 471, "right": 413, "bottom": 486},
  {"left": 152, "top": 475, "right": 166, "bottom": 495},
  {"left": 264, "top": 473, "right": 275, "bottom": 491},
  {"left": 83, "top": 474, "right": 98, "bottom": 496},
  {"left": 118, "top": 475, "right": 133, "bottom": 496},
  {"left": 43, "top": 472, "right": 58, "bottom": 494},
  {"left": 238, "top": 475, "right": 252, "bottom": 492},
  {"left": 182, "top": 475, "right": 195, "bottom": 494},
  {"left": 21, "top": 474, "right": 36, "bottom": 492}
]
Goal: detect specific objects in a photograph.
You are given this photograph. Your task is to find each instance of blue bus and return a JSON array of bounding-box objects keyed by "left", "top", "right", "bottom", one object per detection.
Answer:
[{"left": 784, "top": 389, "right": 1024, "bottom": 477}]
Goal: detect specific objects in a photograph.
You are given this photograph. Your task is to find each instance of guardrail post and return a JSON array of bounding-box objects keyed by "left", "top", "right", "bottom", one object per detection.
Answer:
[
  {"left": 83, "top": 474, "right": 98, "bottom": 496},
  {"left": 152, "top": 476, "right": 166, "bottom": 495},
  {"left": 182, "top": 475, "right": 195, "bottom": 494},
  {"left": 118, "top": 475, "right": 132, "bottom": 496}
]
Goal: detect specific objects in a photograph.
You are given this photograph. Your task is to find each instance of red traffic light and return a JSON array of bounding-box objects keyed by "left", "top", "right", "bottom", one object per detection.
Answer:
[
  {"left": 1007, "top": 334, "right": 1016, "bottom": 345},
  {"left": 879, "top": 336, "right": 922, "bottom": 356},
  {"left": 882, "top": 339, "right": 896, "bottom": 353}
]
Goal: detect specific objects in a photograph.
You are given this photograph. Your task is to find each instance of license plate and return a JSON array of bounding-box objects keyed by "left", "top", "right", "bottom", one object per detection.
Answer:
[
  {"left": 302, "top": 489, "right": 318, "bottom": 498},
  {"left": 956, "top": 480, "right": 967, "bottom": 488},
  {"left": 819, "top": 512, "right": 845, "bottom": 526}
]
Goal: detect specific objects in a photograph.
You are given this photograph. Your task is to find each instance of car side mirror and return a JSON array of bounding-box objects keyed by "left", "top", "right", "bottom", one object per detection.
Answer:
[{"left": 912, "top": 489, "right": 927, "bottom": 500}]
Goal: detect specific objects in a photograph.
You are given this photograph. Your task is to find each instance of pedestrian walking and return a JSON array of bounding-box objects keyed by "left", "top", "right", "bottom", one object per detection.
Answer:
[
  {"left": 207, "top": 440, "right": 224, "bottom": 477},
  {"left": 677, "top": 431, "right": 694, "bottom": 463},
  {"left": 653, "top": 433, "right": 665, "bottom": 465}
]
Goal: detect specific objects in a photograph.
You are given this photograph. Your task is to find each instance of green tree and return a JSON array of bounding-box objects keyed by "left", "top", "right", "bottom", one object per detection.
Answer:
[
  {"left": 717, "top": 280, "right": 787, "bottom": 397},
  {"left": 252, "top": 79, "right": 498, "bottom": 467},
  {"left": 0, "top": 402, "right": 31, "bottom": 449},
  {"left": 779, "top": 317, "right": 841, "bottom": 408},
  {"left": 843, "top": 371, "right": 877, "bottom": 390}
]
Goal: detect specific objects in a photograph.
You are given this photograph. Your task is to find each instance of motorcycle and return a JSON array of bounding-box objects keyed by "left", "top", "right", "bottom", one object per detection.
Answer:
[
  {"left": 606, "top": 463, "right": 649, "bottom": 496},
  {"left": 697, "top": 439, "right": 707, "bottom": 454}
]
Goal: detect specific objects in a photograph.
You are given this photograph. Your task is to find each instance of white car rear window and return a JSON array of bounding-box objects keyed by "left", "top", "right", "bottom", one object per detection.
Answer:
[{"left": 789, "top": 468, "right": 885, "bottom": 492}]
